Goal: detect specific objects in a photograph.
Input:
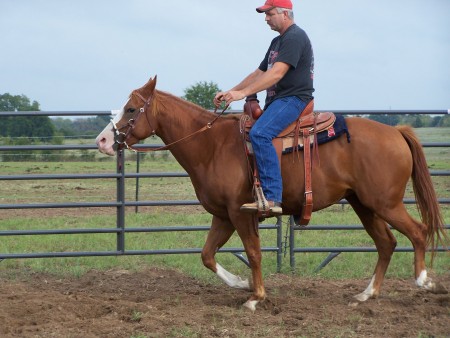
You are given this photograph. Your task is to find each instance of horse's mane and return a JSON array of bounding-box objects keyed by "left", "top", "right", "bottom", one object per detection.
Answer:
[
  {"left": 153, "top": 90, "right": 209, "bottom": 115},
  {"left": 153, "top": 90, "right": 241, "bottom": 122}
]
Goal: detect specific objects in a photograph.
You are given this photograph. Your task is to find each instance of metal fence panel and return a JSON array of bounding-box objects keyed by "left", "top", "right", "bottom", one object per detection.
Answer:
[{"left": 1, "top": 110, "right": 449, "bottom": 272}]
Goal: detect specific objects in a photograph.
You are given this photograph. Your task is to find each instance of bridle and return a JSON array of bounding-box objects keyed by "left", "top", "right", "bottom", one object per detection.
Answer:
[
  {"left": 111, "top": 90, "right": 228, "bottom": 153},
  {"left": 111, "top": 90, "right": 155, "bottom": 151}
]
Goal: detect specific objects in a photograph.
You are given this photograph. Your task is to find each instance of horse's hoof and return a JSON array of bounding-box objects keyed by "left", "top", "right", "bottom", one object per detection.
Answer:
[
  {"left": 243, "top": 300, "right": 258, "bottom": 312},
  {"left": 353, "top": 292, "right": 371, "bottom": 302}
]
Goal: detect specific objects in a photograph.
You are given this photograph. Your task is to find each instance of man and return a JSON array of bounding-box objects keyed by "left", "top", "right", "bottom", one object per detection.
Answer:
[{"left": 214, "top": 0, "right": 314, "bottom": 215}]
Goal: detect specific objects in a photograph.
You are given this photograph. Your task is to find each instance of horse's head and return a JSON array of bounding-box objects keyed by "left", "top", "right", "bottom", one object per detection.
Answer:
[{"left": 96, "top": 76, "right": 158, "bottom": 155}]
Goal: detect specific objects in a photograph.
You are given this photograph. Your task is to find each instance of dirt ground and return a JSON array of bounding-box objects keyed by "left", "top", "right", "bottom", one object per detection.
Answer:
[
  {"left": 0, "top": 268, "right": 448, "bottom": 338},
  {"left": 1, "top": 204, "right": 449, "bottom": 337}
]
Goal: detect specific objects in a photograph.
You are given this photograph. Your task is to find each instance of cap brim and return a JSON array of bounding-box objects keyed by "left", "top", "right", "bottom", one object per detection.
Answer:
[{"left": 256, "top": 5, "right": 275, "bottom": 13}]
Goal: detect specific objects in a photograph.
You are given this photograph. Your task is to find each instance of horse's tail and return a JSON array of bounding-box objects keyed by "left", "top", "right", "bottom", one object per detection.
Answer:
[{"left": 397, "top": 125, "right": 447, "bottom": 265}]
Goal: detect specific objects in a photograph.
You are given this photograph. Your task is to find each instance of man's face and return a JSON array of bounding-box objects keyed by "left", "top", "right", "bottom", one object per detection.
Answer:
[{"left": 264, "top": 8, "right": 287, "bottom": 32}]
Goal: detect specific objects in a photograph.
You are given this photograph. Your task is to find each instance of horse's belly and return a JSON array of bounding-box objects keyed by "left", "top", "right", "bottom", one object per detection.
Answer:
[{"left": 280, "top": 140, "right": 351, "bottom": 213}]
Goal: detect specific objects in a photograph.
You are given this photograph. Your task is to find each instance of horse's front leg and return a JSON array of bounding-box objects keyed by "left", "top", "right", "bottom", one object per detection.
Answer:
[
  {"left": 201, "top": 215, "right": 250, "bottom": 289},
  {"left": 231, "top": 212, "right": 266, "bottom": 312}
]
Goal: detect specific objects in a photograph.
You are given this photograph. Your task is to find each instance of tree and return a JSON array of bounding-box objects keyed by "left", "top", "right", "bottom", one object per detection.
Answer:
[
  {"left": 52, "top": 115, "right": 110, "bottom": 138},
  {"left": 0, "top": 93, "right": 54, "bottom": 139},
  {"left": 72, "top": 116, "right": 111, "bottom": 137},
  {"left": 367, "top": 114, "right": 400, "bottom": 126},
  {"left": 440, "top": 115, "right": 450, "bottom": 127},
  {"left": 0, "top": 93, "right": 39, "bottom": 112},
  {"left": 431, "top": 116, "right": 442, "bottom": 127},
  {"left": 182, "top": 81, "right": 222, "bottom": 110},
  {"left": 52, "top": 117, "right": 77, "bottom": 137},
  {"left": 412, "top": 116, "right": 423, "bottom": 128}
]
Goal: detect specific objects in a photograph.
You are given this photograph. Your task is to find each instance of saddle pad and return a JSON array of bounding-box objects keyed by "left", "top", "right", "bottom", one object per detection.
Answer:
[{"left": 282, "top": 114, "right": 350, "bottom": 154}]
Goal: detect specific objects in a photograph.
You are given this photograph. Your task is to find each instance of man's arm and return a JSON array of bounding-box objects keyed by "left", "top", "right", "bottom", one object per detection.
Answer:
[
  {"left": 213, "top": 68, "right": 263, "bottom": 107},
  {"left": 214, "top": 62, "right": 290, "bottom": 106},
  {"left": 230, "top": 68, "right": 264, "bottom": 91}
]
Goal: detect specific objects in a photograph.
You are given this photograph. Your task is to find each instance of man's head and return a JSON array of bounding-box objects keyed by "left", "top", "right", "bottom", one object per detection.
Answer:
[
  {"left": 257, "top": 0, "right": 294, "bottom": 34},
  {"left": 256, "top": 0, "right": 293, "bottom": 13}
]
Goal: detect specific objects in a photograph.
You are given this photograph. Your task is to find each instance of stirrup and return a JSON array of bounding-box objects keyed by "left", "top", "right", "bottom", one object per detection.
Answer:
[{"left": 240, "top": 183, "right": 283, "bottom": 216}]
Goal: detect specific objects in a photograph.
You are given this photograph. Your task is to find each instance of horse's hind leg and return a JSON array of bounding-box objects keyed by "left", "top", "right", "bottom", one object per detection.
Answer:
[
  {"left": 201, "top": 215, "right": 250, "bottom": 289},
  {"left": 379, "top": 204, "right": 441, "bottom": 292},
  {"left": 347, "top": 195, "right": 397, "bottom": 302}
]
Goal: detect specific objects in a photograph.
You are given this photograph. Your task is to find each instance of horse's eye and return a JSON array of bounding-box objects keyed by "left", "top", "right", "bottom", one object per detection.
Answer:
[{"left": 126, "top": 108, "right": 136, "bottom": 113}]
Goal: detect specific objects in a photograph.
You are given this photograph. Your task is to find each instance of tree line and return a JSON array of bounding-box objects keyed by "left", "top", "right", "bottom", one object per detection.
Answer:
[{"left": 1, "top": 82, "right": 449, "bottom": 142}]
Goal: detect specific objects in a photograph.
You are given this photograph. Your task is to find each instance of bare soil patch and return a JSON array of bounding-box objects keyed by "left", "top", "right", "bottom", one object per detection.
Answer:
[{"left": 0, "top": 268, "right": 448, "bottom": 337}]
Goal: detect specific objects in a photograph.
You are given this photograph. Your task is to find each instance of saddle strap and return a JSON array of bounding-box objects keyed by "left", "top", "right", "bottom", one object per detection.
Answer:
[{"left": 299, "top": 128, "right": 313, "bottom": 225}]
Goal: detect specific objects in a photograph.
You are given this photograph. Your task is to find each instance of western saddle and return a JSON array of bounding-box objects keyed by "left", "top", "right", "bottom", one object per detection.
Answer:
[{"left": 242, "top": 97, "right": 335, "bottom": 225}]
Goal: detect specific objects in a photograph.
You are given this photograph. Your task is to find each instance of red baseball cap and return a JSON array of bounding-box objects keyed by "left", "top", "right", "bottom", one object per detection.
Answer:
[{"left": 256, "top": 0, "right": 293, "bottom": 13}]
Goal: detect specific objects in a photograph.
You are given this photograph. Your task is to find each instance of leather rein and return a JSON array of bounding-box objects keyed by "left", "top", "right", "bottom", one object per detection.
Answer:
[{"left": 111, "top": 91, "right": 228, "bottom": 153}]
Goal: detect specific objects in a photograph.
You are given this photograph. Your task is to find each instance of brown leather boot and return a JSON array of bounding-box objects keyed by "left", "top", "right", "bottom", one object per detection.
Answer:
[{"left": 240, "top": 201, "right": 282, "bottom": 215}]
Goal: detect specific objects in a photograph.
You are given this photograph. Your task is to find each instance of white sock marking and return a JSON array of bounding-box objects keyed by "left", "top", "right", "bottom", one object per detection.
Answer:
[
  {"left": 416, "top": 270, "right": 435, "bottom": 291},
  {"left": 416, "top": 270, "right": 427, "bottom": 287},
  {"left": 215, "top": 263, "right": 250, "bottom": 289},
  {"left": 354, "top": 275, "right": 376, "bottom": 302}
]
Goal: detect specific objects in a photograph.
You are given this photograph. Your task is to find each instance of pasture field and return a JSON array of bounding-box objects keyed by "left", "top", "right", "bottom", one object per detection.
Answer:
[{"left": 0, "top": 126, "right": 449, "bottom": 338}]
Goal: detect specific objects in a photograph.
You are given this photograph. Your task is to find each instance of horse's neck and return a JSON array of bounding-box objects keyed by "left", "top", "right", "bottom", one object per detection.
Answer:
[
  {"left": 156, "top": 92, "right": 213, "bottom": 144},
  {"left": 156, "top": 92, "right": 219, "bottom": 169},
  {"left": 155, "top": 92, "right": 245, "bottom": 199}
]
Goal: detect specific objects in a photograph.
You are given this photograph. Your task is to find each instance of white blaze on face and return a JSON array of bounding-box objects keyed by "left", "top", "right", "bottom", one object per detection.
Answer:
[
  {"left": 111, "top": 108, "right": 125, "bottom": 124},
  {"left": 96, "top": 106, "right": 125, "bottom": 156}
]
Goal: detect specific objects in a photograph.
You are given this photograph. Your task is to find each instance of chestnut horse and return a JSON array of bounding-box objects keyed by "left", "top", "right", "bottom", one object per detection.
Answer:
[{"left": 96, "top": 77, "right": 446, "bottom": 311}]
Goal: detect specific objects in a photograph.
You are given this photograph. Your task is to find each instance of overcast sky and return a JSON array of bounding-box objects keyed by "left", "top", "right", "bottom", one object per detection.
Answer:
[{"left": 1, "top": 0, "right": 449, "bottom": 112}]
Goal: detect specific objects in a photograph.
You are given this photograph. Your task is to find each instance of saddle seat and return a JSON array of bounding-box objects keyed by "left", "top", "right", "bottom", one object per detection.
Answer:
[{"left": 279, "top": 111, "right": 335, "bottom": 137}]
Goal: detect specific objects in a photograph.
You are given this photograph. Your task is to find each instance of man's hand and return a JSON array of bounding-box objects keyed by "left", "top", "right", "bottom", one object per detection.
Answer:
[
  {"left": 213, "top": 91, "right": 225, "bottom": 107},
  {"left": 213, "top": 90, "right": 246, "bottom": 107}
]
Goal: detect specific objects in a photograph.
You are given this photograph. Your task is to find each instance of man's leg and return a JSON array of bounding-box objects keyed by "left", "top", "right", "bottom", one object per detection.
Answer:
[{"left": 245, "top": 96, "right": 306, "bottom": 209}]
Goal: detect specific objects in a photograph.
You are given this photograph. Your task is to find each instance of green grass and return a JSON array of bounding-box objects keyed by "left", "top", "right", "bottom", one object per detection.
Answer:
[
  {"left": 0, "top": 128, "right": 448, "bottom": 281},
  {"left": 414, "top": 128, "right": 450, "bottom": 171},
  {"left": 292, "top": 206, "right": 449, "bottom": 278},
  {"left": 0, "top": 207, "right": 447, "bottom": 282}
]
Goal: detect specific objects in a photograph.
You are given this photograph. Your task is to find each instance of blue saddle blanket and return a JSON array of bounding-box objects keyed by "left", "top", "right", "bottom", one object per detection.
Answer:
[{"left": 283, "top": 114, "right": 351, "bottom": 154}]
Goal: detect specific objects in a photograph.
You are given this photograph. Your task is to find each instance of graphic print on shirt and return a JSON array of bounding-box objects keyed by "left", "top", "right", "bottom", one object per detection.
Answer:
[{"left": 266, "top": 40, "right": 280, "bottom": 99}]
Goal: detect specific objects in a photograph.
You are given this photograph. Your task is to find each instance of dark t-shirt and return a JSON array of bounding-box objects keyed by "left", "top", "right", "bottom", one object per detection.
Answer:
[{"left": 259, "top": 24, "right": 314, "bottom": 109}]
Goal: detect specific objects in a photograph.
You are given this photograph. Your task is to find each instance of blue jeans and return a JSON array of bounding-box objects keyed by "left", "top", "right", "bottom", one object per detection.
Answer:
[{"left": 249, "top": 96, "right": 307, "bottom": 203}]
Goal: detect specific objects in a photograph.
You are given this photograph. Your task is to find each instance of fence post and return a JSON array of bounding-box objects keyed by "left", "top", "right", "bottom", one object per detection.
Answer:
[
  {"left": 289, "top": 216, "right": 296, "bottom": 272},
  {"left": 116, "top": 150, "right": 126, "bottom": 253},
  {"left": 276, "top": 216, "right": 283, "bottom": 273},
  {"left": 135, "top": 152, "right": 140, "bottom": 213}
]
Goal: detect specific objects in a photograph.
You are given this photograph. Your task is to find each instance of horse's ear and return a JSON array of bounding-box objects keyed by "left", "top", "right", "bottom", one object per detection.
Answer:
[{"left": 142, "top": 75, "right": 157, "bottom": 97}]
